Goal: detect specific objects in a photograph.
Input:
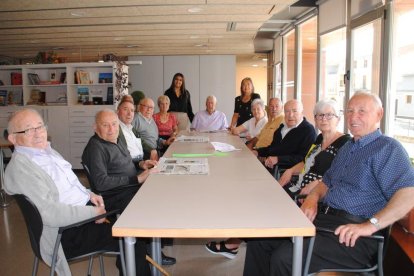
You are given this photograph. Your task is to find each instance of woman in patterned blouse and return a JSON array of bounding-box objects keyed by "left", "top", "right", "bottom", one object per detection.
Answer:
[{"left": 278, "top": 99, "right": 351, "bottom": 199}]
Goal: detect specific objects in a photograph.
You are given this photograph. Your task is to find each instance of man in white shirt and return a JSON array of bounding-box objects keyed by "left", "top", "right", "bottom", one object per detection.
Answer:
[
  {"left": 4, "top": 108, "right": 149, "bottom": 275},
  {"left": 117, "top": 95, "right": 144, "bottom": 161},
  {"left": 191, "top": 95, "right": 228, "bottom": 131}
]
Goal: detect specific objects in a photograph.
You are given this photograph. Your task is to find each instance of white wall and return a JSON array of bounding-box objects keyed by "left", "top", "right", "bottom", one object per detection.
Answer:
[{"left": 128, "top": 55, "right": 236, "bottom": 122}]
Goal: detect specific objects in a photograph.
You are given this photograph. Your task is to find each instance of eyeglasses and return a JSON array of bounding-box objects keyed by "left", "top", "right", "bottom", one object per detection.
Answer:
[
  {"left": 13, "top": 125, "right": 48, "bottom": 136},
  {"left": 314, "top": 113, "right": 338, "bottom": 120}
]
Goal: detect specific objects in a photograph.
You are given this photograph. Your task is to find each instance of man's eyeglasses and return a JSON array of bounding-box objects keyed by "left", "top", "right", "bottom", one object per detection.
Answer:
[
  {"left": 140, "top": 104, "right": 154, "bottom": 110},
  {"left": 314, "top": 113, "right": 338, "bottom": 120},
  {"left": 13, "top": 125, "right": 48, "bottom": 136}
]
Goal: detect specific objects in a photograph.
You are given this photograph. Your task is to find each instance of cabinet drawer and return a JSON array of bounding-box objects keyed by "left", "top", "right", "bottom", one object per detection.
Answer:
[
  {"left": 69, "top": 106, "right": 107, "bottom": 117},
  {"left": 69, "top": 127, "right": 94, "bottom": 137},
  {"left": 70, "top": 137, "right": 90, "bottom": 146},
  {"left": 69, "top": 116, "right": 95, "bottom": 127}
]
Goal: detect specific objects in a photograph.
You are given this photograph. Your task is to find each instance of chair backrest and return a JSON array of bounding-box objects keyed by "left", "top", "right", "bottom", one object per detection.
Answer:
[
  {"left": 81, "top": 162, "right": 98, "bottom": 194},
  {"left": 13, "top": 194, "right": 43, "bottom": 260}
]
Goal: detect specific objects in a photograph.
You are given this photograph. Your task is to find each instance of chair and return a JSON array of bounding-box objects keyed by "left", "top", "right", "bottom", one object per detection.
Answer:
[
  {"left": 13, "top": 193, "right": 125, "bottom": 276},
  {"left": 303, "top": 226, "right": 392, "bottom": 276},
  {"left": 81, "top": 162, "right": 170, "bottom": 276}
]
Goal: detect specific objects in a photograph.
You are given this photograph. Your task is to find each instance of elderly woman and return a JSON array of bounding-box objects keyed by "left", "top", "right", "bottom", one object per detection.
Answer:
[
  {"left": 279, "top": 99, "right": 351, "bottom": 198},
  {"left": 205, "top": 99, "right": 350, "bottom": 260},
  {"left": 231, "top": 98, "right": 268, "bottom": 144},
  {"left": 153, "top": 95, "right": 178, "bottom": 140}
]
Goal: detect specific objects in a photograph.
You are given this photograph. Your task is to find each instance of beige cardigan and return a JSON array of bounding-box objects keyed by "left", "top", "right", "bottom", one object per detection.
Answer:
[{"left": 4, "top": 151, "right": 96, "bottom": 276}]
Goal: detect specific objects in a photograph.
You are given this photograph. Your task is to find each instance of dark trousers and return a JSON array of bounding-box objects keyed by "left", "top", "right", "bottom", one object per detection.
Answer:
[
  {"left": 102, "top": 185, "right": 139, "bottom": 212},
  {"left": 61, "top": 218, "right": 150, "bottom": 276},
  {"left": 243, "top": 213, "right": 377, "bottom": 276}
]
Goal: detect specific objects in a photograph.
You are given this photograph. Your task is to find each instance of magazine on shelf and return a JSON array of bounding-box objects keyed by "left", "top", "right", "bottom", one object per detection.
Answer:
[
  {"left": 7, "top": 90, "right": 23, "bottom": 105},
  {"left": 155, "top": 157, "right": 209, "bottom": 175},
  {"left": 0, "top": 90, "right": 7, "bottom": 105},
  {"left": 176, "top": 135, "right": 209, "bottom": 143}
]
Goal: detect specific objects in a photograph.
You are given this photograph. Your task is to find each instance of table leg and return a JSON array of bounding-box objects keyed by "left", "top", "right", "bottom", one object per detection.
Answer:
[
  {"left": 151, "top": 237, "right": 161, "bottom": 276},
  {"left": 124, "top": 237, "right": 136, "bottom": 276},
  {"left": 0, "top": 149, "right": 10, "bottom": 208},
  {"left": 292, "top": 236, "right": 303, "bottom": 276}
]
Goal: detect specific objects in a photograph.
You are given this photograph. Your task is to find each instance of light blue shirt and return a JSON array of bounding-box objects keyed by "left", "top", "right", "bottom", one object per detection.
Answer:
[
  {"left": 15, "top": 143, "right": 90, "bottom": 206},
  {"left": 323, "top": 129, "right": 414, "bottom": 218},
  {"left": 191, "top": 110, "right": 228, "bottom": 131}
]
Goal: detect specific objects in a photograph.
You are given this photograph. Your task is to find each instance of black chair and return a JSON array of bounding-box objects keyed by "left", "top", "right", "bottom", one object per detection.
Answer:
[
  {"left": 81, "top": 162, "right": 170, "bottom": 276},
  {"left": 13, "top": 194, "right": 125, "bottom": 276},
  {"left": 303, "top": 226, "right": 392, "bottom": 276}
]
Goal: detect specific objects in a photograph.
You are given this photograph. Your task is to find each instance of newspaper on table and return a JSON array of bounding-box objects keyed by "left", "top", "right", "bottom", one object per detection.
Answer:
[
  {"left": 156, "top": 157, "right": 209, "bottom": 175},
  {"left": 176, "top": 135, "right": 209, "bottom": 143}
]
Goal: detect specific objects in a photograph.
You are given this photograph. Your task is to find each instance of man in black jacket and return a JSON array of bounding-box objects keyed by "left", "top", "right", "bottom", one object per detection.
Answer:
[{"left": 253, "top": 99, "right": 316, "bottom": 176}]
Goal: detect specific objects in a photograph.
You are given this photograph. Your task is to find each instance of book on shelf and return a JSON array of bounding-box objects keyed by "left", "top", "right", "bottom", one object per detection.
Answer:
[
  {"left": 27, "top": 89, "right": 46, "bottom": 105},
  {"left": 106, "top": 87, "right": 113, "bottom": 104},
  {"left": 75, "top": 70, "right": 91, "bottom": 84},
  {"left": 77, "top": 87, "right": 89, "bottom": 103},
  {"left": 0, "top": 90, "right": 7, "bottom": 106},
  {"left": 98, "top": 72, "right": 113, "bottom": 83},
  {"left": 7, "top": 90, "right": 23, "bottom": 105},
  {"left": 60, "top": 72, "right": 67, "bottom": 83},
  {"left": 11, "top": 72, "right": 22, "bottom": 85},
  {"left": 28, "top": 73, "right": 41, "bottom": 85}
]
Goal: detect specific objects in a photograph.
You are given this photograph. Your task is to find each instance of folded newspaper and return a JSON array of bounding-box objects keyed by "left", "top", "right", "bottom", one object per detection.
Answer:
[
  {"left": 155, "top": 157, "right": 209, "bottom": 175},
  {"left": 176, "top": 135, "right": 209, "bottom": 142}
]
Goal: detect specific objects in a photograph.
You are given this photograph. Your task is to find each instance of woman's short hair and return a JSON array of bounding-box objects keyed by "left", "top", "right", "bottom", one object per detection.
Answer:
[
  {"left": 313, "top": 99, "right": 341, "bottom": 116},
  {"left": 251, "top": 98, "right": 265, "bottom": 110},
  {"left": 157, "top": 95, "right": 170, "bottom": 106}
]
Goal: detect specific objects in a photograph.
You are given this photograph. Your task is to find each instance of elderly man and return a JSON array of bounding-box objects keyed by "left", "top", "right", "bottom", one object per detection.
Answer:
[
  {"left": 4, "top": 108, "right": 149, "bottom": 276},
  {"left": 244, "top": 92, "right": 414, "bottom": 275},
  {"left": 254, "top": 99, "right": 316, "bottom": 175},
  {"left": 246, "top": 97, "right": 284, "bottom": 150},
  {"left": 82, "top": 109, "right": 156, "bottom": 212},
  {"left": 133, "top": 97, "right": 175, "bottom": 160},
  {"left": 117, "top": 95, "right": 144, "bottom": 162},
  {"left": 191, "top": 95, "right": 228, "bottom": 131},
  {"left": 83, "top": 107, "right": 176, "bottom": 266}
]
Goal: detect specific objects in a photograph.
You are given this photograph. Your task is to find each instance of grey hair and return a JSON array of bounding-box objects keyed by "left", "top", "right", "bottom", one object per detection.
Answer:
[
  {"left": 351, "top": 91, "right": 383, "bottom": 109},
  {"left": 95, "top": 108, "right": 117, "bottom": 123},
  {"left": 251, "top": 98, "right": 265, "bottom": 110},
  {"left": 206, "top": 95, "right": 217, "bottom": 103},
  {"left": 7, "top": 108, "right": 44, "bottom": 134},
  {"left": 157, "top": 95, "right": 170, "bottom": 106},
  {"left": 313, "top": 99, "right": 341, "bottom": 116}
]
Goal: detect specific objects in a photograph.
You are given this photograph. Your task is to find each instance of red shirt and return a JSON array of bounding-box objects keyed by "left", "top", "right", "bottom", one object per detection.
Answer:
[{"left": 153, "top": 113, "right": 178, "bottom": 136}]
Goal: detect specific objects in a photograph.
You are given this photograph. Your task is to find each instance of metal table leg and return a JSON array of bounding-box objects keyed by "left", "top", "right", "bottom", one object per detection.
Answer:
[
  {"left": 151, "top": 237, "right": 161, "bottom": 276},
  {"left": 124, "top": 237, "right": 136, "bottom": 276},
  {"left": 292, "top": 236, "right": 303, "bottom": 276}
]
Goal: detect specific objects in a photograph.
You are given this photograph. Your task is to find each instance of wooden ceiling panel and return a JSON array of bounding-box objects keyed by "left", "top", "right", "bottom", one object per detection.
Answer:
[{"left": 0, "top": 0, "right": 299, "bottom": 62}]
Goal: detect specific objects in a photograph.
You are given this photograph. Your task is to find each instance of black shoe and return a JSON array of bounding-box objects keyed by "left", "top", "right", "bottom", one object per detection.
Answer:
[{"left": 161, "top": 252, "right": 176, "bottom": 266}]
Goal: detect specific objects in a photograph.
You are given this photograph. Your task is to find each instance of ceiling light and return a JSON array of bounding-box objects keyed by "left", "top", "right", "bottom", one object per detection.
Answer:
[
  {"left": 252, "top": 64, "right": 259, "bottom": 67},
  {"left": 262, "top": 58, "right": 268, "bottom": 61},
  {"left": 195, "top": 44, "right": 207, "bottom": 47},
  {"left": 114, "top": 37, "right": 124, "bottom": 41},
  {"left": 259, "top": 28, "right": 282, "bottom": 32},
  {"left": 126, "top": 45, "right": 139, "bottom": 48},
  {"left": 190, "top": 35, "right": 200, "bottom": 39},
  {"left": 52, "top": 47, "right": 64, "bottom": 50},
  {"left": 188, "top": 7, "right": 203, "bottom": 13}
]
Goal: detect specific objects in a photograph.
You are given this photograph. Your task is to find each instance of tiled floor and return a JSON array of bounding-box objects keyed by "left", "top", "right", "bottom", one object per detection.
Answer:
[
  {"left": 0, "top": 197, "right": 246, "bottom": 275},
  {"left": 0, "top": 171, "right": 246, "bottom": 276}
]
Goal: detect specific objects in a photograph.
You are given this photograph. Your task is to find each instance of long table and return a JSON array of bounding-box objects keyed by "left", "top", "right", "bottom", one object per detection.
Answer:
[{"left": 113, "top": 131, "right": 315, "bottom": 276}]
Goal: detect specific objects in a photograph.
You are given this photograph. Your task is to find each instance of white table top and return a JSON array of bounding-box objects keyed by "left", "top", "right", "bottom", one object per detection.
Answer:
[{"left": 113, "top": 131, "right": 315, "bottom": 239}]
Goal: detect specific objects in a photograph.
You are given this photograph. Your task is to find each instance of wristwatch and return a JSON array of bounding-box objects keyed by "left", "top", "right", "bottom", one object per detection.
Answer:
[{"left": 369, "top": 217, "right": 381, "bottom": 230}]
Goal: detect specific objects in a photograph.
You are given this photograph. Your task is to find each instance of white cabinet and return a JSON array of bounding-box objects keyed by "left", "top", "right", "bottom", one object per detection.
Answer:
[
  {"left": 68, "top": 106, "right": 105, "bottom": 169},
  {"left": 31, "top": 106, "right": 70, "bottom": 161}
]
